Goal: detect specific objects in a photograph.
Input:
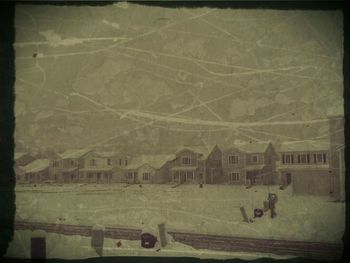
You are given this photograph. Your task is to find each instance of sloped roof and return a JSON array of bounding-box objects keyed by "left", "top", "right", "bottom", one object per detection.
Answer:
[
  {"left": 79, "top": 167, "right": 113, "bottom": 172},
  {"left": 59, "top": 149, "right": 91, "bottom": 159},
  {"left": 126, "top": 154, "right": 176, "bottom": 170},
  {"left": 21, "top": 159, "right": 49, "bottom": 173},
  {"left": 243, "top": 164, "right": 265, "bottom": 171},
  {"left": 15, "top": 152, "right": 30, "bottom": 160},
  {"left": 235, "top": 141, "right": 272, "bottom": 153},
  {"left": 278, "top": 140, "right": 330, "bottom": 152},
  {"left": 92, "top": 150, "right": 127, "bottom": 158},
  {"left": 176, "top": 145, "right": 215, "bottom": 160},
  {"left": 170, "top": 166, "right": 198, "bottom": 171}
]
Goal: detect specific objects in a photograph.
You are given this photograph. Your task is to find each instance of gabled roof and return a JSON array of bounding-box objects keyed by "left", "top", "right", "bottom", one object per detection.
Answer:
[
  {"left": 59, "top": 149, "right": 91, "bottom": 159},
  {"left": 92, "top": 150, "right": 128, "bottom": 158},
  {"left": 126, "top": 154, "right": 176, "bottom": 170},
  {"left": 234, "top": 141, "right": 272, "bottom": 153},
  {"left": 21, "top": 159, "right": 49, "bottom": 173},
  {"left": 278, "top": 140, "right": 329, "bottom": 152},
  {"left": 176, "top": 145, "right": 215, "bottom": 160},
  {"left": 15, "top": 152, "right": 30, "bottom": 160}
]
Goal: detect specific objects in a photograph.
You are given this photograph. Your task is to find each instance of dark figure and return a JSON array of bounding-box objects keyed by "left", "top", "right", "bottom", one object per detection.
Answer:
[
  {"left": 268, "top": 193, "right": 277, "bottom": 218},
  {"left": 141, "top": 233, "right": 157, "bottom": 248}
]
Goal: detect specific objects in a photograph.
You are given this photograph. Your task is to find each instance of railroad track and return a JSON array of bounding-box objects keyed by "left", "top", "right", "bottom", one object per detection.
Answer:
[{"left": 15, "top": 220, "right": 342, "bottom": 260}]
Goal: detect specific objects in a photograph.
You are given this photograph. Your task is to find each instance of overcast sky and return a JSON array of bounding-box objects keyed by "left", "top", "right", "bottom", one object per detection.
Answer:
[{"left": 14, "top": 3, "right": 344, "bottom": 152}]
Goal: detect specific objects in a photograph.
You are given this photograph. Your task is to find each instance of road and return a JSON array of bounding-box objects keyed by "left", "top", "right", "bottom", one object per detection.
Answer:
[{"left": 15, "top": 220, "right": 342, "bottom": 260}]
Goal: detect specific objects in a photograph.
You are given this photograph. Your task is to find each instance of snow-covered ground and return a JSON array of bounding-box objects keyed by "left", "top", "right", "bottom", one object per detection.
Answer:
[
  {"left": 14, "top": 184, "right": 345, "bottom": 244},
  {"left": 6, "top": 230, "right": 292, "bottom": 260}
]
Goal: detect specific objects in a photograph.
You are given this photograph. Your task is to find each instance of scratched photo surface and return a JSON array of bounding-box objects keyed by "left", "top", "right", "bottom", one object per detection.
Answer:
[{"left": 7, "top": 2, "right": 344, "bottom": 260}]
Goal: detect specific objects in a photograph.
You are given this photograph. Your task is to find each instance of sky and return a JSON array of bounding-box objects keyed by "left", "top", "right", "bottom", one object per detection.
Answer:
[{"left": 14, "top": 3, "right": 344, "bottom": 154}]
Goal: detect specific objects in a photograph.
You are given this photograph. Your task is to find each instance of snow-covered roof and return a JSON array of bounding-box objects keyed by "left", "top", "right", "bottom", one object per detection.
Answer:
[
  {"left": 170, "top": 166, "right": 198, "bottom": 171},
  {"left": 15, "top": 152, "right": 30, "bottom": 160},
  {"left": 126, "top": 154, "right": 176, "bottom": 170},
  {"left": 278, "top": 140, "right": 330, "bottom": 152},
  {"left": 21, "top": 159, "right": 49, "bottom": 173},
  {"left": 79, "top": 167, "right": 113, "bottom": 172},
  {"left": 93, "top": 151, "right": 117, "bottom": 158},
  {"left": 243, "top": 164, "right": 265, "bottom": 171},
  {"left": 61, "top": 167, "right": 79, "bottom": 172},
  {"left": 176, "top": 145, "right": 215, "bottom": 159},
  {"left": 59, "top": 149, "right": 91, "bottom": 159},
  {"left": 277, "top": 164, "right": 330, "bottom": 170},
  {"left": 235, "top": 141, "right": 272, "bottom": 153}
]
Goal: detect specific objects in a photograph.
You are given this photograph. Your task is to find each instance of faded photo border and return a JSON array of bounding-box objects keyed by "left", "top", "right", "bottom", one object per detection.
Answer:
[{"left": 0, "top": 1, "right": 349, "bottom": 263}]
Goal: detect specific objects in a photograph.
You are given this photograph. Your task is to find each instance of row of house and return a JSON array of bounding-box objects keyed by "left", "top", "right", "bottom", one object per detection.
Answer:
[{"left": 14, "top": 115, "right": 345, "bottom": 200}]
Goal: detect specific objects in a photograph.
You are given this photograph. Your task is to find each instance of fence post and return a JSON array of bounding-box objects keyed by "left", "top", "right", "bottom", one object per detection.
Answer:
[
  {"left": 240, "top": 206, "right": 249, "bottom": 223},
  {"left": 31, "top": 230, "right": 46, "bottom": 261},
  {"left": 91, "top": 225, "right": 105, "bottom": 256},
  {"left": 158, "top": 223, "right": 167, "bottom": 247}
]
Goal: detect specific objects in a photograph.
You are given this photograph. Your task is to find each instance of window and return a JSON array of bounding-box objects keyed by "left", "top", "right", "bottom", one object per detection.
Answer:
[
  {"left": 143, "top": 173, "right": 151, "bottom": 181},
  {"left": 90, "top": 159, "right": 96, "bottom": 166},
  {"left": 53, "top": 161, "right": 60, "bottom": 167},
  {"left": 182, "top": 157, "right": 192, "bottom": 165},
  {"left": 127, "top": 172, "right": 134, "bottom": 179},
  {"left": 97, "top": 173, "right": 101, "bottom": 179},
  {"left": 104, "top": 173, "right": 108, "bottom": 179},
  {"left": 229, "top": 172, "right": 240, "bottom": 182},
  {"left": 314, "top": 153, "right": 327, "bottom": 163},
  {"left": 298, "top": 154, "right": 307, "bottom": 164},
  {"left": 87, "top": 173, "right": 93, "bottom": 179},
  {"left": 228, "top": 155, "right": 239, "bottom": 164},
  {"left": 119, "top": 159, "right": 122, "bottom": 166},
  {"left": 251, "top": 155, "right": 258, "bottom": 163},
  {"left": 125, "top": 159, "right": 128, "bottom": 166},
  {"left": 282, "top": 154, "right": 294, "bottom": 164},
  {"left": 107, "top": 159, "right": 112, "bottom": 166},
  {"left": 70, "top": 160, "right": 74, "bottom": 166},
  {"left": 317, "top": 153, "right": 323, "bottom": 163}
]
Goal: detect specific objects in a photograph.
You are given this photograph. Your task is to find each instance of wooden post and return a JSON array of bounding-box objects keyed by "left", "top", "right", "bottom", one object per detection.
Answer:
[
  {"left": 240, "top": 206, "right": 249, "bottom": 223},
  {"left": 31, "top": 230, "right": 46, "bottom": 261},
  {"left": 91, "top": 226, "right": 104, "bottom": 256},
  {"left": 263, "top": 201, "right": 270, "bottom": 212},
  {"left": 158, "top": 223, "right": 167, "bottom": 247}
]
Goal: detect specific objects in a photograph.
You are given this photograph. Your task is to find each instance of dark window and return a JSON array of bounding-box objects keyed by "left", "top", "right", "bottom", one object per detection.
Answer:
[
  {"left": 323, "top": 154, "right": 327, "bottom": 163},
  {"left": 143, "top": 173, "right": 150, "bottom": 181},
  {"left": 251, "top": 155, "right": 258, "bottom": 163},
  {"left": 107, "top": 159, "right": 111, "bottom": 165},
  {"left": 228, "top": 155, "right": 239, "bottom": 164},
  {"left": 282, "top": 154, "right": 285, "bottom": 164},
  {"left": 182, "top": 157, "right": 192, "bottom": 165},
  {"left": 125, "top": 159, "right": 128, "bottom": 166}
]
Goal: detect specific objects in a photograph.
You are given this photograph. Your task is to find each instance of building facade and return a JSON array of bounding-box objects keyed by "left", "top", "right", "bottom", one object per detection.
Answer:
[
  {"left": 222, "top": 142, "right": 278, "bottom": 185},
  {"left": 169, "top": 145, "right": 223, "bottom": 184}
]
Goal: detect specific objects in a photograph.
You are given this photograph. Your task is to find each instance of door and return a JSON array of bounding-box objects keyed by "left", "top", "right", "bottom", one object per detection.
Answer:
[
  {"left": 180, "top": 172, "right": 185, "bottom": 183},
  {"left": 286, "top": 173, "right": 292, "bottom": 185}
]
